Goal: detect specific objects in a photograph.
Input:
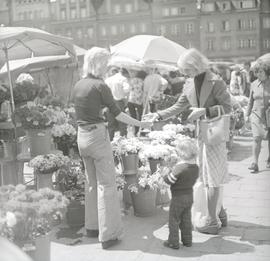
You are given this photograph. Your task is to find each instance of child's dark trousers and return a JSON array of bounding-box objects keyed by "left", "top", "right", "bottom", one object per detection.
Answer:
[{"left": 168, "top": 193, "right": 193, "bottom": 246}]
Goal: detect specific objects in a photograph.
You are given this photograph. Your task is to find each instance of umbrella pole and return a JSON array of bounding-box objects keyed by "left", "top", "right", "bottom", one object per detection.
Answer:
[{"left": 3, "top": 47, "right": 15, "bottom": 113}]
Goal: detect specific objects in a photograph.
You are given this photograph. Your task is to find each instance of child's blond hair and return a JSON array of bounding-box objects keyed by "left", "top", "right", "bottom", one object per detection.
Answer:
[{"left": 175, "top": 138, "right": 198, "bottom": 161}]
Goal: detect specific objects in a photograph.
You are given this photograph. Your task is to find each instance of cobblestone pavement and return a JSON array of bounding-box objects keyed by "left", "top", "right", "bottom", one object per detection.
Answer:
[{"left": 51, "top": 135, "right": 270, "bottom": 261}]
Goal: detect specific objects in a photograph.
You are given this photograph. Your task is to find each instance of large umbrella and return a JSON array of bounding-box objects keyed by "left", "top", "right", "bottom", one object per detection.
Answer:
[
  {"left": 110, "top": 35, "right": 186, "bottom": 66},
  {"left": 0, "top": 26, "right": 76, "bottom": 112},
  {"left": 258, "top": 52, "right": 270, "bottom": 63}
]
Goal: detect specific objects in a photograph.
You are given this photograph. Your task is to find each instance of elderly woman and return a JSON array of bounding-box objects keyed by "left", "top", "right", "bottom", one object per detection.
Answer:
[
  {"left": 144, "top": 48, "right": 231, "bottom": 235},
  {"left": 246, "top": 60, "right": 270, "bottom": 173},
  {"left": 72, "top": 47, "right": 151, "bottom": 249}
]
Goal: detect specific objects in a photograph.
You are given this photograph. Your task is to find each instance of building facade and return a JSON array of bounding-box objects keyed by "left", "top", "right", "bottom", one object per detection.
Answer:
[{"left": 1, "top": 0, "right": 270, "bottom": 62}]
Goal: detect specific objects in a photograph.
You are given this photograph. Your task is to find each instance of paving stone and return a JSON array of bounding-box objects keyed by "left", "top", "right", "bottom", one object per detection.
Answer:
[{"left": 243, "top": 229, "right": 270, "bottom": 241}]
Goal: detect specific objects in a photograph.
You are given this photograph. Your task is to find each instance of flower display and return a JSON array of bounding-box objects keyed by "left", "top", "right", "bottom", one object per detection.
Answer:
[
  {"left": 55, "top": 159, "right": 85, "bottom": 204},
  {"left": 163, "top": 123, "right": 196, "bottom": 138},
  {"left": 139, "top": 143, "right": 178, "bottom": 164},
  {"left": 13, "top": 81, "right": 40, "bottom": 105},
  {"left": 115, "top": 168, "right": 126, "bottom": 191},
  {"left": 148, "top": 130, "right": 176, "bottom": 144},
  {"left": 111, "top": 136, "right": 144, "bottom": 156},
  {"left": 128, "top": 166, "right": 168, "bottom": 194},
  {"left": 0, "top": 184, "right": 69, "bottom": 242},
  {"left": 29, "top": 153, "right": 70, "bottom": 174},
  {"left": 15, "top": 104, "right": 55, "bottom": 129}
]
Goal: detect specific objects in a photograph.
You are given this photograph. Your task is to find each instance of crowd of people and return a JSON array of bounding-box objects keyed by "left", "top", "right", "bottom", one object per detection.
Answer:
[{"left": 67, "top": 45, "right": 270, "bottom": 250}]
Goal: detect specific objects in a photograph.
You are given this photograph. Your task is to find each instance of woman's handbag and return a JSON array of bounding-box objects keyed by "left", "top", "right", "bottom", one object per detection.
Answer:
[{"left": 199, "top": 106, "right": 230, "bottom": 145}]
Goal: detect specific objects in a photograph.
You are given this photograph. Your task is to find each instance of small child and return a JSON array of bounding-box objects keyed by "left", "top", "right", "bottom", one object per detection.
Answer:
[{"left": 163, "top": 138, "right": 199, "bottom": 249}]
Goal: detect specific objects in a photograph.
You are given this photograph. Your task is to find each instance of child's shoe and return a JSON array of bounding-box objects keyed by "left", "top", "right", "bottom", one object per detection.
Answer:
[
  {"left": 196, "top": 220, "right": 219, "bottom": 235},
  {"left": 163, "top": 240, "right": 180, "bottom": 250}
]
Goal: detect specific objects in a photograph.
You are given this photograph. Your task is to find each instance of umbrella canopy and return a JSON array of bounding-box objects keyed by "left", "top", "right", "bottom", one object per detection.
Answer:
[
  {"left": 111, "top": 35, "right": 186, "bottom": 65},
  {"left": 0, "top": 27, "right": 75, "bottom": 62},
  {"left": 0, "top": 26, "right": 76, "bottom": 111},
  {"left": 258, "top": 52, "right": 270, "bottom": 62},
  {"left": 0, "top": 45, "right": 86, "bottom": 77}
]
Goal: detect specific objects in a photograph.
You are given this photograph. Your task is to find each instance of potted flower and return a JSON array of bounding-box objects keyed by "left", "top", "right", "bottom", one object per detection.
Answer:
[
  {"left": 55, "top": 159, "right": 85, "bottom": 228},
  {"left": 163, "top": 123, "right": 196, "bottom": 138},
  {"left": 51, "top": 123, "right": 77, "bottom": 156},
  {"left": 111, "top": 136, "right": 144, "bottom": 174},
  {"left": 29, "top": 153, "right": 69, "bottom": 189},
  {"left": 15, "top": 104, "right": 55, "bottom": 156},
  {"left": 0, "top": 184, "right": 69, "bottom": 261},
  {"left": 128, "top": 166, "right": 163, "bottom": 217},
  {"left": 148, "top": 130, "right": 177, "bottom": 145}
]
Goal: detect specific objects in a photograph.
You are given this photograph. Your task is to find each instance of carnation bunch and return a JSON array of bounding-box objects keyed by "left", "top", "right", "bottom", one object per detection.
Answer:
[
  {"left": 29, "top": 153, "right": 70, "bottom": 174},
  {"left": 163, "top": 123, "right": 196, "bottom": 138},
  {"left": 148, "top": 130, "right": 176, "bottom": 144}
]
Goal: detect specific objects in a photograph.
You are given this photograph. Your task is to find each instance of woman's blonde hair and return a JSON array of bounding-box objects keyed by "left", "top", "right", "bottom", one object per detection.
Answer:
[
  {"left": 177, "top": 48, "right": 210, "bottom": 75},
  {"left": 82, "top": 47, "right": 110, "bottom": 78},
  {"left": 175, "top": 138, "right": 198, "bottom": 161},
  {"left": 252, "top": 59, "right": 270, "bottom": 76}
]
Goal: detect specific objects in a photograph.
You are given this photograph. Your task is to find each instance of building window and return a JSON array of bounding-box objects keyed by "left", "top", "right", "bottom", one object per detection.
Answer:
[
  {"left": 87, "top": 27, "right": 93, "bottom": 38},
  {"left": 171, "top": 7, "right": 178, "bottom": 16},
  {"left": 239, "top": 39, "right": 246, "bottom": 48},
  {"left": 114, "top": 4, "right": 121, "bottom": 14},
  {"left": 180, "top": 7, "right": 186, "bottom": 13},
  {"left": 240, "top": 0, "right": 254, "bottom": 9},
  {"left": 185, "top": 23, "right": 194, "bottom": 34},
  {"left": 70, "top": 8, "right": 77, "bottom": 19},
  {"left": 60, "top": 9, "right": 66, "bottom": 20},
  {"left": 203, "top": 3, "right": 215, "bottom": 12},
  {"left": 238, "top": 19, "right": 246, "bottom": 30},
  {"left": 158, "top": 25, "right": 166, "bottom": 35},
  {"left": 222, "top": 39, "right": 231, "bottom": 50},
  {"left": 100, "top": 26, "right": 106, "bottom": 36},
  {"left": 248, "top": 19, "right": 256, "bottom": 29},
  {"left": 125, "top": 3, "right": 132, "bottom": 13},
  {"left": 80, "top": 8, "right": 86, "bottom": 18},
  {"left": 130, "top": 24, "right": 136, "bottom": 34},
  {"left": 162, "top": 7, "right": 170, "bottom": 16},
  {"left": 263, "top": 17, "right": 270, "bottom": 28},
  {"left": 111, "top": 25, "right": 117, "bottom": 35},
  {"left": 28, "top": 11, "right": 33, "bottom": 20},
  {"left": 222, "top": 20, "right": 230, "bottom": 31},
  {"left": 207, "top": 22, "right": 214, "bottom": 33},
  {"left": 263, "top": 39, "right": 270, "bottom": 49},
  {"left": 171, "top": 24, "right": 178, "bottom": 35},
  {"left": 248, "top": 39, "right": 256, "bottom": 48},
  {"left": 140, "top": 23, "right": 146, "bottom": 33},
  {"left": 186, "top": 42, "right": 192, "bottom": 49},
  {"left": 120, "top": 24, "right": 125, "bottom": 34},
  {"left": 207, "top": 39, "right": 214, "bottom": 51}
]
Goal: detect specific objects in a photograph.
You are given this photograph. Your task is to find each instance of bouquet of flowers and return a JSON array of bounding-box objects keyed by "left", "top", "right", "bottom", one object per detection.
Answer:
[
  {"left": 51, "top": 123, "right": 77, "bottom": 155},
  {"left": 14, "top": 104, "right": 55, "bottom": 129},
  {"left": 55, "top": 159, "right": 85, "bottom": 204},
  {"left": 163, "top": 123, "right": 196, "bottom": 138},
  {"left": 148, "top": 130, "right": 176, "bottom": 144},
  {"left": 0, "top": 184, "right": 69, "bottom": 242},
  {"left": 139, "top": 143, "right": 178, "bottom": 164},
  {"left": 115, "top": 167, "right": 126, "bottom": 191},
  {"left": 128, "top": 166, "right": 168, "bottom": 194},
  {"left": 111, "top": 136, "right": 144, "bottom": 156},
  {"left": 29, "top": 153, "right": 70, "bottom": 174}
]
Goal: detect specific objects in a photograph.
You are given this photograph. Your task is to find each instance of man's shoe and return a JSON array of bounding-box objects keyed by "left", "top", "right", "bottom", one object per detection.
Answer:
[
  {"left": 266, "top": 159, "right": 270, "bottom": 168},
  {"left": 182, "top": 242, "right": 192, "bottom": 247},
  {"left": 248, "top": 163, "right": 259, "bottom": 173},
  {"left": 86, "top": 229, "right": 99, "bottom": 238},
  {"left": 196, "top": 222, "right": 219, "bottom": 235},
  {"left": 101, "top": 239, "right": 120, "bottom": 249},
  {"left": 163, "top": 240, "right": 180, "bottom": 249}
]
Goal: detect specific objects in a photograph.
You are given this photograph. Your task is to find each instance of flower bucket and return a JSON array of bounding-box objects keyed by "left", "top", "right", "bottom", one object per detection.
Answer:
[
  {"left": 121, "top": 153, "right": 139, "bottom": 175},
  {"left": 36, "top": 172, "right": 54, "bottom": 190},
  {"left": 66, "top": 200, "right": 85, "bottom": 228},
  {"left": 123, "top": 174, "right": 137, "bottom": 207},
  {"left": 156, "top": 188, "right": 171, "bottom": 206},
  {"left": 148, "top": 158, "right": 164, "bottom": 174},
  {"left": 27, "top": 129, "right": 52, "bottom": 157},
  {"left": 56, "top": 142, "right": 70, "bottom": 156},
  {"left": 19, "top": 234, "right": 51, "bottom": 261},
  {"left": 131, "top": 188, "right": 157, "bottom": 217}
]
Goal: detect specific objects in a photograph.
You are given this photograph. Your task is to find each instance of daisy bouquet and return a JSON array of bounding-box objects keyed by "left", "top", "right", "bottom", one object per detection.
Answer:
[{"left": 111, "top": 136, "right": 144, "bottom": 156}]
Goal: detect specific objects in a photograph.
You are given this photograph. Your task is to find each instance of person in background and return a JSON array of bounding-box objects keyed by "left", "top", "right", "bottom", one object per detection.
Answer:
[
  {"left": 246, "top": 59, "right": 270, "bottom": 173},
  {"left": 162, "top": 138, "right": 199, "bottom": 249},
  {"left": 127, "top": 70, "right": 147, "bottom": 135},
  {"left": 230, "top": 66, "right": 243, "bottom": 95},
  {"left": 144, "top": 48, "right": 231, "bottom": 235},
  {"left": 241, "top": 61, "right": 254, "bottom": 97},
  {"left": 105, "top": 67, "right": 130, "bottom": 140},
  {"left": 72, "top": 47, "right": 152, "bottom": 249},
  {"left": 143, "top": 68, "right": 168, "bottom": 113},
  {"left": 168, "top": 70, "right": 185, "bottom": 96}
]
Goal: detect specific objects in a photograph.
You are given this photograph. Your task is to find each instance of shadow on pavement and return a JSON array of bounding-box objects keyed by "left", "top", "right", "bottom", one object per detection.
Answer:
[{"left": 228, "top": 141, "right": 252, "bottom": 162}]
